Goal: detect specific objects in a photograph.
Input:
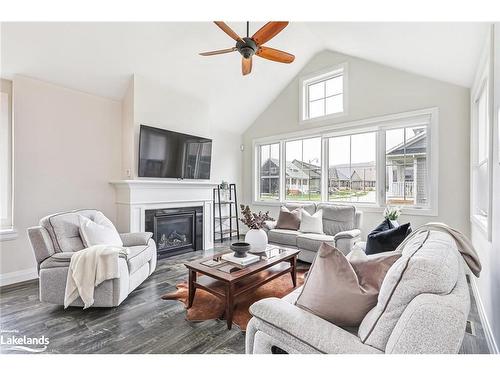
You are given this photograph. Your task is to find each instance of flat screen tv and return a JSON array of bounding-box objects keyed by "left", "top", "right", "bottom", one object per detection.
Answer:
[{"left": 138, "top": 125, "right": 212, "bottom": 179}]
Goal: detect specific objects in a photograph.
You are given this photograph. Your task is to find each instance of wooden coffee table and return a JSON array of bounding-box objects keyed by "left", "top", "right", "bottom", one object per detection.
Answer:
[{"left": 184, "top": 247, "right": 299, "bottom": 329}]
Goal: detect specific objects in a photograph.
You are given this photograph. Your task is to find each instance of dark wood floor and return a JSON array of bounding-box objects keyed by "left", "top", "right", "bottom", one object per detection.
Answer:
[{"left": 0, "top": 244, "right": 490, "bottom": 354}]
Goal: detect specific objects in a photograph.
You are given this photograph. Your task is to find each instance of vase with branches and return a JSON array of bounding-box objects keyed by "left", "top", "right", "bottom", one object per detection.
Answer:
[{"left": 239, "top": 205, "right": 274, "bottom": 252}]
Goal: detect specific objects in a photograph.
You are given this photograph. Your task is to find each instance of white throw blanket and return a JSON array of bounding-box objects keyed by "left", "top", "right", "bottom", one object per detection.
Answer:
[{"left": 64, "top": 245, "right": 128, "bottom": 309}]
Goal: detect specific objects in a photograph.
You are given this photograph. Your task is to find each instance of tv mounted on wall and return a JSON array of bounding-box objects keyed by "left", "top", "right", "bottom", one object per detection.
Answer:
[{"left": 138, "top": 125, "right": 212, "bottom": 179}]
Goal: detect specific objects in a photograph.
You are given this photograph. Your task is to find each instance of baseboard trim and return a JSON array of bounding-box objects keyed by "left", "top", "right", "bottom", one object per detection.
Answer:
[
  {"left": 0, "top": 268, "right": 38, "bottom": 287},
  {"left": 470, "top": 276, "right": 499, "bottom": 354}
]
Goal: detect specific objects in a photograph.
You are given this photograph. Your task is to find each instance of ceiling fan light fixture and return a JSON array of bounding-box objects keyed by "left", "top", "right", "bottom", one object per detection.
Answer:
[
  {"left": 236, "top": 37, "right": 257, "bottom": 59},
  {"left": 199, "top": 21, "right": 295, "bottom": 76}
]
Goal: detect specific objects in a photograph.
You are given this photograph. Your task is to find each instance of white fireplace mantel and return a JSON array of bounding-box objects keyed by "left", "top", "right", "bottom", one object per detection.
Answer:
[{"left": 110, "top": 180, "right": 219, "bottom": 250}]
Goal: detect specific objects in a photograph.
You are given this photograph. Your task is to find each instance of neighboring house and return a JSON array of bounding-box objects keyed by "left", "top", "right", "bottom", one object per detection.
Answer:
[
  {"left": 385, "top": 129, "right": 427, "bottom": 205},
  {"left": 328, "top": 162, "right": 376, "bottom": 192},
  {"left": 290, "top": 160, "right": 321, "bottom": 193},
  {"left": 259, "top": 158, "right": 280, "bottom": 197},
  {"left": 261, "top": 129, "right": 426, "bottom": 205},
  {"left": 261, "top": 158, "right": 378, "bottom": 196},
  {"left": 260, "top": 158, "right": 320, "bottom": 195}
]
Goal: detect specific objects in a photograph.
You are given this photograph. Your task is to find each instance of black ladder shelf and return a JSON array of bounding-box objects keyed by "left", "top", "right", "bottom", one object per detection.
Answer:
[{"left": 213, "top": 183, "right": 240, "bottom": 243}]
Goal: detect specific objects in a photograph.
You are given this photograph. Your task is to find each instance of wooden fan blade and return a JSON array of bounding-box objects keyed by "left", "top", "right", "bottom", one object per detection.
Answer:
[
  {"left": 251, "top": 22, "right": 289, "bottom": 45},
  {"left": 199, "top": 47, "right": 237, "bottom": 56},
  {"left": 214, "top": 21, "right": 244, "bottom": 43},
  {"left": 242, "top": 57, "right": 252, "bottom": 76},
  {"left": 256, "top": 46, "right": 295, "bottom": 63}
]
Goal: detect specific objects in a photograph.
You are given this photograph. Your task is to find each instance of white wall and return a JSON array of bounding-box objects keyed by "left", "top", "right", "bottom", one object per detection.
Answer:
[
  {"left": 0, "top": 76, "right": 122, "bottom": 285},
  {"left": 121, "top": 75, "right": 242, "bottom": 187},
  {"left": 470, "top": 24, "right": 500, "bottom": 353},
  {"left": 242, "top": 50, "right": 471, "bottom": 237}
]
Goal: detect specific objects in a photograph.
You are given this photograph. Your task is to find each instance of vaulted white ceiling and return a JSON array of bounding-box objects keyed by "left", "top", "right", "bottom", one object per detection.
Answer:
[{"left": 0, "top": 22, "right": 488, "bottom": 133}]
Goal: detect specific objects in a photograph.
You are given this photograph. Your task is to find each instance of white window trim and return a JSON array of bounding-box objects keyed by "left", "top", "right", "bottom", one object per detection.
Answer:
[
  {"left": 0, "top": 79, "right": 16, "bottom": 241},
  {"left": 252, "top": 107, "right": 439, "bottom": 217},
  {"left": 299, "top": 63, "right": 348, "bottom": 125},
  {"left": 469, "top": 29, "right": 494, "bottom": 240}
]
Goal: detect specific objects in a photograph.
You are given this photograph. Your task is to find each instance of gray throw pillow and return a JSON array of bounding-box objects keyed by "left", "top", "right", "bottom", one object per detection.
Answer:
[
  {"left": 295, "top": 242, "right": 401, "bottom": 327},
  {"left": 275, "top": 206, "right": 301, "bottom": 230}
]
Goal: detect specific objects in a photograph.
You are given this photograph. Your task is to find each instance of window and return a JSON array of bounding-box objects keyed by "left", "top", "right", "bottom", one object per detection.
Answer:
[
  {"left": 1, "top": 79, "right": 14, "bottom": 235},
  {"left": 258, "top": 143, "right": 280, "bottom": 201},
  {"left": 253, "top": 109, "right": 437, "bottom": 215},
  {"left": 328, "top": 132, "right": 377, "bottom": 203},
  {"left": 301, "top": 65, "right": 345, "bottom": 122},
  {"left": 471, "top": 82, "right": 490, "bottom": 227},
  {"left": 385, "top": 126, "right": 428, "bottom": 206},
  {"left": 285, "top": 137, "right": 321, "bottom": 201}
]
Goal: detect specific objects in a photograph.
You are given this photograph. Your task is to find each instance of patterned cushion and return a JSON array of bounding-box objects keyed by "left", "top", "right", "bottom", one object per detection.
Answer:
[
  {"left": 358, "top": 230, "right": 459, "bottom": 350},
  {"left": 317, "top": 203, "right": 356, "bottom": 236},
  {"left": 40, "top": 209, "right": 99, "bottom": 252}
]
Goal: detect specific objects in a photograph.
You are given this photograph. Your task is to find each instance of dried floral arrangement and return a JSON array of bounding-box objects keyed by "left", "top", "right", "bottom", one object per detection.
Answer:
[{"left": 239, "top": 205, "right": 274, "bottom": 230}]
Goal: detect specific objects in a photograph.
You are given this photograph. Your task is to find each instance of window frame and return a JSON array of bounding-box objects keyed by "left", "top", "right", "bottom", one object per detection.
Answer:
[
  {"left": 470, "top": 69, "right": 493, "bottom": 239},
  {"left": 326, "top": 130, "right": 378, "bottom": 205},
  {"left": 252, "top": 107, "right": 439, "bottom": 217},
  {"left": 284, "top": 136, "right": 323, "bottom": 202},
  {"left": 299, "top": 63, "right": 348, "bottom": 124},
  {"left": 255, "top": 142, "right": 282, "bottom": 202},
  {"left": 0, "top": 78, "right": 16, "bottom": 241}
]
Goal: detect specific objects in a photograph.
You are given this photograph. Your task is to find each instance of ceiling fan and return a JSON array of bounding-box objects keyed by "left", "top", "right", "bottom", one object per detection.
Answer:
[{"left": 199, "top": 21, "right": 295, "bottom": 76}]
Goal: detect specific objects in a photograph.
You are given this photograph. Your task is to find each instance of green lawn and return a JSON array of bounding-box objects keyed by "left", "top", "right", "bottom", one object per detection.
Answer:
[
  {"left": 329, "top": 190, "right": 370, "bottom": 199},
  {"left": 285, "top": 193, "right": 321, "bottom": 201},
  {"left": 260, "top": 190, "right": 373, "bottom": 202}
]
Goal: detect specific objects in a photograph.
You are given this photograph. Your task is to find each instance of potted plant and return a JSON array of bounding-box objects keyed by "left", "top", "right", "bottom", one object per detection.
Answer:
[
  {"left": 383, "top": 206, "right": 402, "bottom": 227},
  {"left": 239, "top": 205, "right": 274, "bottom": 252},
  {"left": 220, "top": 180, "right": 229, "bottom": 201}
]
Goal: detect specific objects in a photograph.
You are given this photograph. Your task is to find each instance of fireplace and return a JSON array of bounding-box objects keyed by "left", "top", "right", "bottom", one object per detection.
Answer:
[{"left": 145, "top": 206, "right": 203, "bottom": 258}]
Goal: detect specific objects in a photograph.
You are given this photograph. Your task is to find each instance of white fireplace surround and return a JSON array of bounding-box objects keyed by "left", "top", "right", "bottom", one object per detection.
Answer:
[{"left": 110, "top": 180, "right": 219, "bottom": 250}]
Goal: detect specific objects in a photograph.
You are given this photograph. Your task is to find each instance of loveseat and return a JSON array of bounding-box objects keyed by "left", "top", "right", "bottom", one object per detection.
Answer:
[
  {"left": 27, "top": 209, "right": 157, "bottom": 307},
  {"left": 246, "top": 230, "right": 470, "bottom": 354},
  {"left": 264, "top": 203, "right": 363, "bottom": 262}
]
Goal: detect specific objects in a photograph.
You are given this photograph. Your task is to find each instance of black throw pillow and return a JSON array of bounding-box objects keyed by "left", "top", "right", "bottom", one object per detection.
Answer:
[{"left": 365, "top": 219, "right": 412, "bottom": 255}]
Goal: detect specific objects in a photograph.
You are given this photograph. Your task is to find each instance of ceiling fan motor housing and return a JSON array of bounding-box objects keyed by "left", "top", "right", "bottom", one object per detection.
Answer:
[{"left": 237, "top": 37, "right": 257, "bottom": 59}]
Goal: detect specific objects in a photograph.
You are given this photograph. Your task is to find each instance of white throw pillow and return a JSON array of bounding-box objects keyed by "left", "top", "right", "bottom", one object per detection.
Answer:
[
  {"left": 299, "top": 209, "right": 324, "bottom": 234},
  {"left": 79, "top": 212, "right": 123, "bottom": 247}
]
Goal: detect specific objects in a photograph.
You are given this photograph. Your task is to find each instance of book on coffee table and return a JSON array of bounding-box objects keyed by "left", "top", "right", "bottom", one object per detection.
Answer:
[{"left": 221, "top": 252, "right": 260, "bottom": 266}]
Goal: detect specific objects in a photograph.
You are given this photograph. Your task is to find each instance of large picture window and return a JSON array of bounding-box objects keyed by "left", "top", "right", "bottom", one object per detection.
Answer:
[
  {"left": 328, "top": 132, "right": 376, "bottom": 203},
  {"left": 258, "top": 143, "right": 280, "bottom": 201},
  {"left": 385, "top": 126, "right": 428, "bottom": 206},
  {"left": 285, "top": 137, "right": 321, "bottom": 201},
  {"left": 254, "top": 109, "right": 437, "bottom": 215}
]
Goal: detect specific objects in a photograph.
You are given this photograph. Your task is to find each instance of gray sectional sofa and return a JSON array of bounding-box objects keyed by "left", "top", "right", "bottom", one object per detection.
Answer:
[
  {"left": 27, "top": 209, "right": 157, "bottom": 307},
  {"left": 246, "top": 230, "right": 470, "bottom": 354},
  {"left": 264, "top": 202, "right": 363, "bottom": 262}
]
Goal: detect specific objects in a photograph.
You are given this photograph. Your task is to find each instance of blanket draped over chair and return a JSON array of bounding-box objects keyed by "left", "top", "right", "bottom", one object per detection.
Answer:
[
  {"left": 64, "top": 245, "right": 128, "bottom": 308},
  {"left": 394, "top": 222, "right": 482, "bottom": 277}
]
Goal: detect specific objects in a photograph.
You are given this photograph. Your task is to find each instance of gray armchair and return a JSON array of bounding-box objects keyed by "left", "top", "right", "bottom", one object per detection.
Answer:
[
  {"left": 27, "top": 209, "right": 157, "bottom": 307},
  {"left": 246, "top": 230, "right": 470, "bottom": 354},
  {"left": 264, "top": 203, "right": 363, "bottom": 262}
]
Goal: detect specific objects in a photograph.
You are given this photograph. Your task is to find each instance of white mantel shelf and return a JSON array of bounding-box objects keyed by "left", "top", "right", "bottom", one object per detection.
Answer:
[
  {"left": 109, "top": 180, "right": 219, "bottom": 188},
  {"left": 110, "top": 179, "right": 217, "bottom": 250}
]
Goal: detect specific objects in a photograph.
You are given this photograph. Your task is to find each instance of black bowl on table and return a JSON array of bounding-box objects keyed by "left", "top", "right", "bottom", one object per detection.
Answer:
[{"left": 230, "top": 242, "right": 251, "bottom": 258}]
